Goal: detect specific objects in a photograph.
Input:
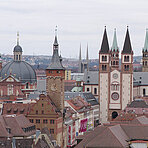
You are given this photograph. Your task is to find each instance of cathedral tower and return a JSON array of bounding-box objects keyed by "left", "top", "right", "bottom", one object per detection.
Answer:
[
  {"left": 121, "top": 27, "right": 133, "bottom": 110},
  {"left": 142, "top": 29, "right": 148, "bottom": 72},
  {"left": 46, "top": 29, "right": 65, "bottom": 112},
  {"left": 99, "top": 27, "right": 110, "bottom": 123},
  {"left": 110, "top": 29, "right": 119, "bottom": 70}
]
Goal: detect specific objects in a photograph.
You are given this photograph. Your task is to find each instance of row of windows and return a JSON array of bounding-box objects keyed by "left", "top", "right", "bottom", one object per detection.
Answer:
[
  {"left": 48, "top": 70, "right": 61, "bottom": 74},
  {"left": 111, "top": 53, "right": 118, "bottom": 58},
  {"left": 30, "top": 119, "right": 55, "bottom": 124},
  {"left": 86, "top": 88, "right": 97, "bottom": 95},
  {"left": 111, "top": 84, "right": 119, "bottom": 91},
  {"left": 22, "top": 126, "right": 35, "bottom": 133},
  {"left": 111, "top": 61, "right": 118, "bottom": 66}
]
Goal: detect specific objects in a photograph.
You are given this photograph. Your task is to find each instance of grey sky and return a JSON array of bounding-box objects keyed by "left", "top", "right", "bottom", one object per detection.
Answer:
[{"left": 0, "top": 0, "right": 148, "bottom": 59}]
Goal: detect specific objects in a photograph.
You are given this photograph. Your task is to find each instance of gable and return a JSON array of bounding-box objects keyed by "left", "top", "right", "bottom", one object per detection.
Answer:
[{"left": 29, "top": 95, "right": 59, "bottom": 116}]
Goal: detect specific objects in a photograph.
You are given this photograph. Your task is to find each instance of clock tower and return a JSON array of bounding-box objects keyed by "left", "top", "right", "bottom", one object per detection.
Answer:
[{"left": 46, "top": 29, "right": 65, "bottom": 112}]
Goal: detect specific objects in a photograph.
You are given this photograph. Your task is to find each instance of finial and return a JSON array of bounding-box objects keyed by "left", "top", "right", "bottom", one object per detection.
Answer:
[
  {"left": 55, "top": 26, "right": 57, "bottom": 36},
  {"left": 127, "top": 25, "right": 129, "bottom": 29},
  {"left": 114, "top": 28, "right": 116, "bottom": 31},
  {"left": 17, "top": 31, "right": 19, "bottom": 45},
  {"left": 105, "top": 26, "right": 106, "bottom": 29}
]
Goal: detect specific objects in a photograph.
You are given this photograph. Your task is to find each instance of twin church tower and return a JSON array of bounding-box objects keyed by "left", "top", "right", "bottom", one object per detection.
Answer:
[{"left": 99, "top": 27, "right": 133, "bottom": 123}]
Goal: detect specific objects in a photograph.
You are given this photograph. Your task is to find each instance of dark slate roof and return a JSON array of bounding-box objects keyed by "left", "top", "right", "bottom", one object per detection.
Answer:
[
  {"left": 0, "top": 61, "right": 37, "bottom": 83},
  {"left": 65, "top": 92, "right": 99, "bottom": 106},
  {"left": 46, "top": 35, "right": 65, "bottom": 70},
  {"left": 13, "top": 45, "right": 23, "bottom": 52},
  {"left": 99, "top": 27, "right": 109, "bottom": 54},
  {"left": 127, "top": 99, "right": 148, "bottom": 108},
  {"left": 84, "top": 71, "right": 98, "bottom": 85},
  {"left": 122, "top": 28, "right": 132, "bottom": 54},
  {"left": 133, "top": 72, "right": 148, "bottom": 86}
]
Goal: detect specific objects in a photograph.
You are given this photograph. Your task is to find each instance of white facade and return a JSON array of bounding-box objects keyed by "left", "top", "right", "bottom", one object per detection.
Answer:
[{"left": 99, "top": 73, "right": 109, "bottom": 123}]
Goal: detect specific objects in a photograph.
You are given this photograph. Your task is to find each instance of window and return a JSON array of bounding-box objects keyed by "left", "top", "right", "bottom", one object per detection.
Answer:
[
  {"left": 116, "top": 61, "right": 118, "bottom": 65},
  {"left": 26, "top": 83, "right": 29, "bottom": 89},
  {"left": 36, "top": 110, "right": 38, "bottom": 114},
  {"left": 102, "top": 65, "right": 107, "bottom": 71},
  {"left": 42, "top": 104, "right": 44, "bottom": 107},
  {"left": 113, "top": 61, "right": 115, "bottom": 65},
  {"left": 124, "top": 56, "right": 129, "bottom": 62},
  {"left": 42, "top": 110, "right": 44, "bottom": 114},
  {"left": 94, "top": 88, "right": 97, "bottom": 95},
  {"left": 50, "top": 129, "right": 54, "bottom": 134},
  {"left": 29, "top": 119, "right": 34, "bottom": 123},
  {"left": 43, "top": 119, "right": 48, "bottom": 124},
  {"left": 143, "top": 89, "right": 146, "bottom": 96},
  {"left": 36, "top": 119, "right": 40, "bottom": 123},
  {"left": 57, "top": 71, "right": 60, "bottom": 73},
  {"left": 124, "top": 65, "right": 129, "bottom": 71},
  {"left": 87, "top": 88, "right": 90, "bottom": 92},
  {"left": 102, "top": 56, "right": 107, "bottom": 61},
  {"left": 50, "top": 120, "right": 55, "bottom": 124},
  {"left": 145, "top": 61, "right": 147, "bottom": 66}
]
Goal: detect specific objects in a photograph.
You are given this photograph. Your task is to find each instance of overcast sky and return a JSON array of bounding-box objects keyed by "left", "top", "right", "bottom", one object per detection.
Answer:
[{"left": 0, "top": 0, "right": 148, "bottom": 59}]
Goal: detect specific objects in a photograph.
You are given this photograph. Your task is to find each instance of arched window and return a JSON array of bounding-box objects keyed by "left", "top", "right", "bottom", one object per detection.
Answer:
[
  {"left": 145, "top": 61, "right": 147, "bottom": 66},
  {"left": 116, "top": 61, "right": 118, "bottom": 65},
  {"left": 112, "top": 111, "right": 118, "bottom": 120},
  {"left": 105, "top": 56, "right": 107, "bottom": 61},
  {"left": 102, "top": 56, "right": 104, "bottom": 61},
  {"left": 113, "top": 61, "right": 115, "bottom": 65}
]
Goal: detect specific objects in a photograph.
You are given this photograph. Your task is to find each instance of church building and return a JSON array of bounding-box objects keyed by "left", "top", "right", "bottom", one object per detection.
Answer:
[
  {"left": 99, "top": 27, "right": 133, "bottom": 123},
  {"left": 0, "top": 33, "right": 37, "bottom": 99}
]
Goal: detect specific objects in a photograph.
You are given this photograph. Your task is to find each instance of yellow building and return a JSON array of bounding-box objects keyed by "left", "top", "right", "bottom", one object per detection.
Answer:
[{"left": 65, "top": 69, "right": 71, "bottom": 80}]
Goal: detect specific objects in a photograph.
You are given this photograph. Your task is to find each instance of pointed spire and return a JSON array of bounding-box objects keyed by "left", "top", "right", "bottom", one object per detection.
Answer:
[
  {"left": 111, "top": 28, "right": 119, "bottom": 51},
  {"left": 122, "top": 26, "right": 132, "bottom": 54},
  {"left": 79, "top": 44, "right": 82, "bottom": 61},
  {"left": 17, "top": 31, "right": 19, "bottom": 45},
  {"left": 100, "top": 26, "right": 109, "bottom": 53},
  {"left": 86, "top": 43, "right": 89, "bottom": 60},
  {"left": 53, "top": 26, "right": 58, "bottom": 47},
  {"left": 143, "top": 29, "right": 148, "bottom": 52}
]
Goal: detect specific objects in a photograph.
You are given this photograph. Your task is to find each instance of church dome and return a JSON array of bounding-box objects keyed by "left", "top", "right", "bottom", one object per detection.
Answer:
[
  {"left": 0, "top": 61, "right": 36, "bottom": 83},
  {"left": 13, "top": 45, "right": 22, "bottom": 52}
]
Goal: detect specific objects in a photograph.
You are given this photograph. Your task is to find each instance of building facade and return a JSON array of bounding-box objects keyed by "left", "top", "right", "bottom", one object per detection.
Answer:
[{"left": 99, "top": 27, "right": 133, "bottom": 123}]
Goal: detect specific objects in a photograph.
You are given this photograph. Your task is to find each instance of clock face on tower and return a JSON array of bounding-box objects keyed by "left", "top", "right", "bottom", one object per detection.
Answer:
[
  {"left": 51, "top": 83, "right": 57, "bottom": 91},
  {"left": 111, "top": 92, "right": 119, "bottom": 100}
]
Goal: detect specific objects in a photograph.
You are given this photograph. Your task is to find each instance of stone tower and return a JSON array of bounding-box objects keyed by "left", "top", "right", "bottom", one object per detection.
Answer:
[
  {"left": 99, "top": 27, "right": 110, "bottom": 123},
  {"left": 142, "top": 29, "right": 148, "bottom": 72},
  {"left": 121, "top": 27, "right": 133, "bottom": 110},
  {"left": 110, "top": 29, "right": 119, "bottom": 70},
  {"left": 46, "top": 29, "right": 65, "bottom": 112}
]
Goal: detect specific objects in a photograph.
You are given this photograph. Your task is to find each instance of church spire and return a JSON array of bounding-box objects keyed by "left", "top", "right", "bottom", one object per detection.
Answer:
[
  {"left": 53, "top": 26, "right": 59, "bottom": 50},
  {"left": 111, "top": 28, "right": 119, "bottom": 51},
  {"left": 79, "top": 44, "right": 82, "bottom": 61},
  {"left": 122, "top": 26, "right": 132, "bottom": 54},
  {"left": 47, "top": 27, "right": 64, "bottom": 70},
  {"left": 143, "top": 29, "right": 148, "bottom": 52},
  {"left": 86, "top": 43, "right": 89, "bottom": 61},
  {"left": 100, "top": 26, "right": 109, "bottom": 54}
]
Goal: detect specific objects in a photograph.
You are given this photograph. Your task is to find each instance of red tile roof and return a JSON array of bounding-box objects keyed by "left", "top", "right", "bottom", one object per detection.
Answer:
[
  {"left": 2, "top": 103, "right": 33, "bottom": 116},
  {"left": 0, "top": 114, "right": 35, "bottom": 138}
]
